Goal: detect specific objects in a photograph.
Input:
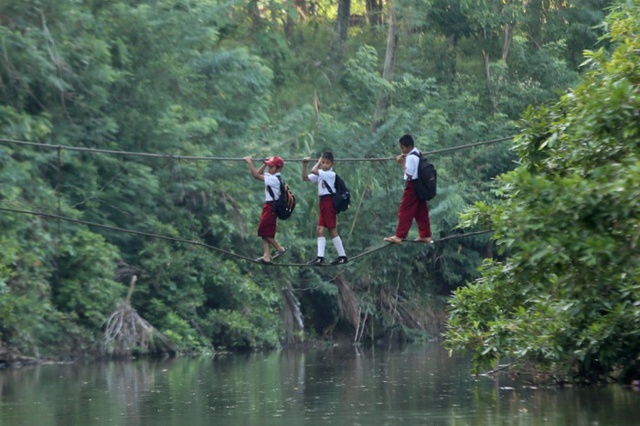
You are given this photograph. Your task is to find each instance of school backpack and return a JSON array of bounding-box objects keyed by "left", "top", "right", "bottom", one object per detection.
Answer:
[
  {"left": 324, "top": 174, "right": 351, "bottom": 214},
  {"left": 409, "top": 152, "right": 437, "bottom": 201},
  {"left": 267, "top": 176, "right": 296, "bottom": 220}
]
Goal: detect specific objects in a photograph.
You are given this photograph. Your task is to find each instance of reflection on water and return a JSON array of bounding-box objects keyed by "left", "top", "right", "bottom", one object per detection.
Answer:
[{"left": 0, "top": 343, "right": 638, "bottom": 425}]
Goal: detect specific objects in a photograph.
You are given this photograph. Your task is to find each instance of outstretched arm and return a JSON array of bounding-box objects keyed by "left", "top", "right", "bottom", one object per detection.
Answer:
[
  {"left": 302, "top": 157, "right": 311, "bottom": 181},
  {"left": 244, "top": 156, "right": 266, "bottom": 181}
]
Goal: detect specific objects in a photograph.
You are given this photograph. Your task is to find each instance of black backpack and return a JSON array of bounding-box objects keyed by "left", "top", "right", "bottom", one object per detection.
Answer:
[
  {"left": 267, "top": 176, "right": 296, "bottom": 220},
  {"left": 409, "top": 152, "right": 437, "bottom": 201},
  {"left": 324, "top": 174, "right": 351, "bottom": 214}
]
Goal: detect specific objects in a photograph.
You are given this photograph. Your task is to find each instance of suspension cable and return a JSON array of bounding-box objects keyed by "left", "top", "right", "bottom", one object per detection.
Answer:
[
  {"left": 0, "top": 135, "right": 503, "bottom": 266},
  {"left": 0, "top": 136, "right": 513, "bottom": 162},
  {"left": 0, "top": 206, "right": 493, "bottom": 267}
]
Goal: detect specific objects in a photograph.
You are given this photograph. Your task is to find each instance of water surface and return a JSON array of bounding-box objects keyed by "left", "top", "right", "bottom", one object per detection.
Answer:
[{"left": 1, "top": 343, "right": 637, "bottom": 425}]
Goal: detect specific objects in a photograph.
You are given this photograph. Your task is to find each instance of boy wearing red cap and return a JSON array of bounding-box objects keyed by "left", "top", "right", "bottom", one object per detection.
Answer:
[{"left": 244, "top": 155, "right": 288, "bottom": 264}]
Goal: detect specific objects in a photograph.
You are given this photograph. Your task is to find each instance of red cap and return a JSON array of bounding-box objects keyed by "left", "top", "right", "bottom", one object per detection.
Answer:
[{"left": 264, "top": 156, "right": 284, "bottom": 168}]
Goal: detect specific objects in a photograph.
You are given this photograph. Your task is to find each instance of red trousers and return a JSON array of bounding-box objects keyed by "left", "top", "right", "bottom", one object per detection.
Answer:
[
  {"left": 395, "top": 180, "right": 431, "bottom": 239},
  {"left": 257, "top": 202, "right": 277, "bottom": 238}
]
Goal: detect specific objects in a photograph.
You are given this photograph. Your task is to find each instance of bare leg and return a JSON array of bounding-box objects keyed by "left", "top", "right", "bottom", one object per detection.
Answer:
[
  {"left": 262, "top": 238, "right": 272, "bottom": 262},
  {"left": 328, "top": 227, "right": 339, "bottom": 239},
  {"left": 264, "top": 237, "right": 283, "bottom": 258}
]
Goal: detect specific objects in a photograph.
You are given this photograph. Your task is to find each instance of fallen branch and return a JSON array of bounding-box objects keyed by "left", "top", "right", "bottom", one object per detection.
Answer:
[{"left": 103, "top": 275, "right": 175, "bottom": 356}]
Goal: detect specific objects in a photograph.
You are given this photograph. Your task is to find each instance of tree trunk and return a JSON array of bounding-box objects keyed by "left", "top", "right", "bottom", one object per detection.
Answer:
[
  {"left": 527, "top": 0, "right": 543, "bottom": 49},
  {"left": 481, "top": 47, "right": 496, "bottom": 113},
  {"left": 281, "top": 283, "right": 304, "bottom": 344},
  {"left": 285, "top": 0, "right": 310, "bottom": 43},
  {"left": 284, "top": 0, "right": 294, "bottom": 42},
  {"left": 332, "top": 0, "right": 351, "bottom": 64},
  {"left": 248, "top": 0, "right": 262, "bottom": 33},
  {"left": 501, "top": 23, "right": 513, "bottom": 61},
  {"left": 294, "top": 0, "right": 307, "bottom": 17},
  {"left": 370, "top": 1, "right": 398, "bottom": 133},
  {"left": 365, "top": 0, "right": 382, "bottom": 26}
]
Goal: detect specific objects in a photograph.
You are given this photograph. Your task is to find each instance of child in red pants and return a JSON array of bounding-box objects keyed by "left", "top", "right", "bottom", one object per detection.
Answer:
[{"left": 384, "top": 134, "right": 433, "bottom": 244}]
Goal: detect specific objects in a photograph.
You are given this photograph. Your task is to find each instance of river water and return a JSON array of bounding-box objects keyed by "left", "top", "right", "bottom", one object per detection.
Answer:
[{"left": 0, "top": 343, "right": 637, "bottom": 425}]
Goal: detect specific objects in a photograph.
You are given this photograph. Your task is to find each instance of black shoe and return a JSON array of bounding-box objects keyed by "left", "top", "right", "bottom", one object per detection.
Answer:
[
  {"left": 330, "top": 256, "right": 349, "bottom": 265},
  {"left": 307, "top": 257, "right": 325, "bottom": 265},
  {"left": 256, "top": 257, "right": 273, "bottom": 265}
]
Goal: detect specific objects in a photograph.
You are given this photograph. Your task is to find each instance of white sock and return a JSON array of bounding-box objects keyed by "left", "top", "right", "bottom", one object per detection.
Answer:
[
  {"left": 317, "top": 237, "right": 326, "bottom": 258},
  {"left": 332, "top": 236, "right": 346, "bottom": 257}
]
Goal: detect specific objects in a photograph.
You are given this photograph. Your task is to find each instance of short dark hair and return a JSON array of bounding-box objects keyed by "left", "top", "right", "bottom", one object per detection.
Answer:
[
  {"left": 321, "top": 151, "right": 335, "bottom": 163},
  {"left": 399, "top": 134, "right": 414, "bottom": 147}
]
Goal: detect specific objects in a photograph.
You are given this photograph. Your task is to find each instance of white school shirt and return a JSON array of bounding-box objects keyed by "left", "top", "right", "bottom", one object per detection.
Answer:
[
  {"left": 264, "top": 172, "right": 281, "bottom": 201},
  {"left": 308, "top": 169, "right": 336, "bottom": 196},
  {"left": 404, "top": 148, "right": 420, "bottom": 181}
]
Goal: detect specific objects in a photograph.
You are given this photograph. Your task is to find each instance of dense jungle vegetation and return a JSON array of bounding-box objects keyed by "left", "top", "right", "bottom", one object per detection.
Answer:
[{"left": 0, "top": 0, "right": 637, "bottom": 383}]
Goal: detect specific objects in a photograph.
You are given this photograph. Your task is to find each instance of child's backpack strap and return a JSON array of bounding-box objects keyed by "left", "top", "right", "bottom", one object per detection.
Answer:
[
  {"left": 271, "top": 176, "right": 296, "bottom": 220},
  {"left": 266, "top": 176, "right": 280, "bottom": 201},
  {"left": 322, "top": 174, "right": 350, "bottom": 214},
  {"left": 409, "top": 151, "right": 437, "bottom": 201},
  {"left": 323, "top": 181, "right": 334, "bottom": 195}
]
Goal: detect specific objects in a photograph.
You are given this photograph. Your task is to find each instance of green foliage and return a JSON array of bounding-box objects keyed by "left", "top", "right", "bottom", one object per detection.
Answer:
[
  {"left": 51, "top": 229, "right": 123, "bottom": 328},
  {"left": 203, "top": 308, "right": 281, "bottom": 351},
  {"left": 194, "top": 48, "right": 274, "bottom": 134},
  {"left": 159, "top": 311, "right": 208, "bottom": 353},
  {"left": 344, "top": 45, "right": 393, "bottom": 109},
  {"left": 447, "top": 1, "right": 640, "bottom": 384},
  {"left": 0, "top": 0, "right": 621, "bottom": 359}
]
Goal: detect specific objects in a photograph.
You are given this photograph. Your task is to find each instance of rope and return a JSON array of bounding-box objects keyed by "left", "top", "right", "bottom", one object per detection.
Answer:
[
  {"left": 0, "top": 206, "right": 255, "bottom": 260},
  {"left": 0, "top": 206, "right": 493, "bottom": 267},
  {"left": 0, "top": 136, "right": 513, "bottom": 162},
  {"left": 0, "top": 138, "right": 235, "bottom": 161},
  {"left": 421, "top": 136, "right": 513, "bottom": 156},
  {"left": 347, "top": 230, "right": 493, "bottom": 262},
  {"left": 0, "top": 135, "right": 505, "bottom": 266}
]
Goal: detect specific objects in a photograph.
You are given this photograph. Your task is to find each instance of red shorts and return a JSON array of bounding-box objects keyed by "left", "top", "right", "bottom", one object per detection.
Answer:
[
  {"left": 257, "top": 202, "right": 277, "bottom": 238},
  {"left": 317, "top": 195, "right": 337, "bottom": 228}
]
